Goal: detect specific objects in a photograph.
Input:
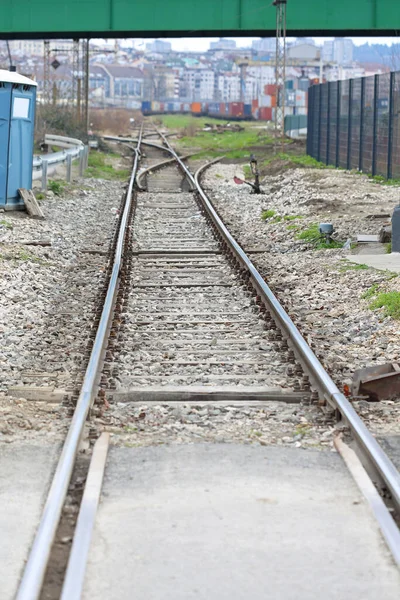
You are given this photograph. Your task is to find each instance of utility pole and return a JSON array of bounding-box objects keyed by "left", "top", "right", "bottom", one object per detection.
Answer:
[
  {"left": 43, "top": 41, "right": 51, "bottom": 104},
  {"left": 273, "top": 0, "right": 287, "bottom": 152},
  {"left": 82, "top": 39, "right": 90, "bottom": 135}
]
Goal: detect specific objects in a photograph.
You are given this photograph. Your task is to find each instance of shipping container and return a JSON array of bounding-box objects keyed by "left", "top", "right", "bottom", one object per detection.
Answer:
[
  {"left": 220, "top": 102, "right": 226, "bottom": 114},
  {"left": 167, "top": 102, "right": 174, "bottom": 112},
  {"left": 295, "top": 91, "right": 307, "bottom": 106},
  {"left": 142, "top": 100, "right": 151, "bottom": 114},
  {"left": 183, "top": 103, "right": 191, "bottom": 112},
  {"left": 230, "top": 102, "right": 244, "bottom": 117},
  {"left": 151, "top": 101, "right": 160, "bottom": 112},
  {"left": 259, "top": 107, "right": 273, "bottom": 121},
  {"left": 286, "top": 92, "right": 296, "bottom": 107},
  {"left": 244, "top": 104, "right": 252, "bottom": 117},
  {"left": 259, "top": 95, "right": 272, "bottom": 107},
  {"left": 264, "top": 84, "right": 277, "bottom": 96},
  {"left": 252, "top": 99, "right": 259, "bottom": 109},
  {"left": 191, "top": 102, "right": 202, "bottom": 114},
  {"left": 252, "top": 108, "right": 259, "bottom": 120}
]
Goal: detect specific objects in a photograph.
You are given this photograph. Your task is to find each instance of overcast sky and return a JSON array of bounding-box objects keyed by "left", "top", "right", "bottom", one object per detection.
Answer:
[{"left": 119, "top": 37, "right": 399, "bottom": 52}]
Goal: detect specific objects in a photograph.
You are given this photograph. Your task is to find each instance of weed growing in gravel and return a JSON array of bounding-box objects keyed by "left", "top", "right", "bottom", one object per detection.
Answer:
[
  {"left": 386, "top": 242, "right": 392, "bottom": 254},
  {"left": 36, "top": 192, "right": 45, "bottom": 200},
  {"left": 261, "top": 209, "right": 276, "bottom": 220},
  {"left": 283, "top": 215, "right": 303, "bottom": 221},
  {"left": 296, "top": 223, "right": 343, "bottom": 249},
  {"left": 362, "top": 283, "right": 380, "bottom": 299},
  {"left": 48, "top": 179, "right": 65, "bottom": 196},
  {"left": 0, "top": 219, "right": 13, "bottom": 230},
  {"left": 286, "top": 224, "right": 299, "bottom": 231},
  {"left": 369, "top": 291, "right": 400, "bottom": 319},
  {"left": 368, "top": 174, "right": 400, "bottom": 186},
  {"left": 338, "top": 262, "right": 369, "bottom": 272}
]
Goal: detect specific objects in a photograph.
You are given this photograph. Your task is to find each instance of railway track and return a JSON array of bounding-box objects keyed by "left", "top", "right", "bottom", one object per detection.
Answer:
[{"left": 16, "top": 122, "right": 400, "bottom": 599}]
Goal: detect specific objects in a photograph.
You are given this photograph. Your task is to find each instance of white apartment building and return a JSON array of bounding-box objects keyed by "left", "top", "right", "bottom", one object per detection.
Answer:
[
  {"left": 323, "top": 39, "right": 353, "bottom": 65},
  {"left": 216, "top": 73, "right": 241, "bottom": 102},
  {"left": 180, "top": 68, "right": 215, "bottom": 100},
  {"left": 10, "top": 39, "right": 74, "bottom": 57}
]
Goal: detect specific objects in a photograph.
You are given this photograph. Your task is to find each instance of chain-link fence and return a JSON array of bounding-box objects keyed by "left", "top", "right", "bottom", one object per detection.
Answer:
[{"left": 307, "top": 71, "right": 400, "bottom": 179}]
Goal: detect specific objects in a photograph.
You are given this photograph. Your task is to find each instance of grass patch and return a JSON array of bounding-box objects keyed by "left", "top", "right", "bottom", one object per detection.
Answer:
[
  {"left": 368, "top": 174, "right": 400, "bottom": 186},
  {"left": 386, "top": 242, "right": 392, "bottom": 254},
  {"left": 296, "top": 223, "right": 343, "bottom": 249},
  {"left": 369, "top": 291, "right": 400, "bottom": 319},
  {"left": 283, "top": 214, "right": 303, "bottom": 221},
  {"left": 262, "top": 152, "right": 329, "bottom": 169},
  {"left": 85, "top": 151, "right": 130, "bottom": 180},
  {"left": 286, "top": 224, "right": 299, "bottom": 231},
  {"left": 362, "top": 283, "right": 380, "bottom": 299},
  {"left": 0, "top": 219, "right": 13, "bottom": 230},
  {"left": 36, "top": 192, "right": 45, "bottom": 200},
  {"left": 261, "top": 209, "right": 276, "bottom": 220},
  {"left": 177, "top": 128, "right": 274, "bottom": 157},
  {"left": 338, "top": 261, "right": 370, "bottom": 272},
  {"left": 48, "top": 179, "right": 65, "bottom": 196}
]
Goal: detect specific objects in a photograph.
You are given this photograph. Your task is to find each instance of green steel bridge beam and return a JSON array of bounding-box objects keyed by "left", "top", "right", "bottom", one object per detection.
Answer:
[{"left": 0, "top": 0, "right": 400, "bottom": 38}]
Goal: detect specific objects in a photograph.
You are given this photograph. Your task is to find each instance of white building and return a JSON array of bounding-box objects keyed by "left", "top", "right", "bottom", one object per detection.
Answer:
[
  {"left": 146, "top": 40, "right": 172, "bottom": 53},
  {"left": 323, "top": 39, "right": 353, "bottom": 65},
  {"left": 181, "top": 68, "right": 215, "bottom": 100},
  {"left": 210, "top": 38, "right": 236, "bottom": 51},
  {"left": 252, "top": 38, "right": 275, "bottom": 53},
  {"left": 288, "top": 43, "right": 320, "bottom": 61}
]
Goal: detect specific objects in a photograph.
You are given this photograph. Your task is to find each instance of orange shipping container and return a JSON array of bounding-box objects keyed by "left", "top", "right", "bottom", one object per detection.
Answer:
[
  {"left": 264, "top": 84, "right": 277, "bottom": 95},
  {"left": 271, "top": 95, "right": 277, "bottom": 108},
  {"left": 252, "top": 98, "right": 259, "bottom": 109},
  {"left": 191, "top": 102, "right": 202, "bottom": 114}
]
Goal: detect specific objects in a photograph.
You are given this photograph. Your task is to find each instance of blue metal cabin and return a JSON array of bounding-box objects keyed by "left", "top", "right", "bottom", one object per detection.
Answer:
[{"left": 0, "top": 70, "right": 37, "bottom": 210}]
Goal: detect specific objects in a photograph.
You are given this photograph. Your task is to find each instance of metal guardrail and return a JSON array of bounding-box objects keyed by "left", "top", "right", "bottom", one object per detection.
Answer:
[{"left": 32, "top": 134, "right": 89, "bottom": 189}]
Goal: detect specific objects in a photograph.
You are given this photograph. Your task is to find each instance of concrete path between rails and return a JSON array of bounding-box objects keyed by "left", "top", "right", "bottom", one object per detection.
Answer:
[
  {"left": 83, "top": 444, "right": 400, "bottom": 600},
  {"left": 0, "top": 443, "right": 59, "bottom": 599}
]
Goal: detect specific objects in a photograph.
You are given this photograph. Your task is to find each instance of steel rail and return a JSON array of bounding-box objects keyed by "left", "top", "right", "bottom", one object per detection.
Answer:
[
  {"left": 16, "top": 126, "right": 143, "bottom": 600},
  {"left": 154, "top": 132, "right": 400, "bottom": 518}
]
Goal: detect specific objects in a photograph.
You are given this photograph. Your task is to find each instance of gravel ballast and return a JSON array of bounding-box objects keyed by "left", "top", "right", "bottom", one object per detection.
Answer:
[{"left": 0, "top": 177, "right": 122, "bottom": 443}]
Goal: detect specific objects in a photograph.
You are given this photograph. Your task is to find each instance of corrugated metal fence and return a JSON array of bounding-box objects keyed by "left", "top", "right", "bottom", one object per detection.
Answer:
[{"left": 307, "top": 71, "right": 400, "bottom": 179}]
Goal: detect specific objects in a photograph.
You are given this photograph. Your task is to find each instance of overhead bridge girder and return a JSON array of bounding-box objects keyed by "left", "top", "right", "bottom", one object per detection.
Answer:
[{"left": 0, "top": 0, "right": 400, "bottom": 38}]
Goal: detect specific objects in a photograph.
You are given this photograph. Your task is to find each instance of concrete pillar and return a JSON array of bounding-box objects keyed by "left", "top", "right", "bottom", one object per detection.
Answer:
[{"left": 392, "top": 205, "right": 400, "bottom": 253}]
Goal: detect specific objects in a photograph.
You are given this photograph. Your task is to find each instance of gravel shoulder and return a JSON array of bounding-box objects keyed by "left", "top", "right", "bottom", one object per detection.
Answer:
[
  {"left": 0, "top": 177, "right": 123, "bottom": 444},
  {"left": 201, "top": 162, "right": 400, "bottom": 435}
]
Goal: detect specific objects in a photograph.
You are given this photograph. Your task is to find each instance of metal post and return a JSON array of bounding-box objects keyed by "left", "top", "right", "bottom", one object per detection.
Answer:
[
  {"left": 79, "top": 148, "right": 85, "bottom": 176},
  {"left": 317, "top": 84, "right": 323, "bottom": 162},
  {"left": 359, "top": 77, "right": 365, "bottom": 172},
  {"left": 273, "top": 0, "right": 287, "bottom": 152},
  {"left": 41, "top": 161, "right": 48, "bottom": 191},
  {"left": 336, "top": 81, "right": 341, "bottom": 167},
  {"left": 326, "top": 82, "right": 331, "bottom": 165},
  {"left": 387, "top": 72, "right": 395, "bottom": 180},
  {"left": 371, "top": 74, "right": 379, "bottom": 176},
  {"left": 347, "top": 78, "right": 353, "bottom": 170},
  {"left": 66, "top": 154, "right": 72, "bottom": 183},
  {"left": 306, "top": 86, "right": 313, "bottom": 156},
  {"left": 83, "top": 39, "right": 90, "bottom": 135}
]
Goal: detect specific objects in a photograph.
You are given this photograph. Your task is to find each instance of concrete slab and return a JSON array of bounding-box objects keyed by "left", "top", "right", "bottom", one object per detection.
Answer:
[
  {"left": 83, "top": 445, "right": 400, "bottom": 600},
  {"left": 0, "top": 443, "right": 58, "bottom": 599},
  {"left": 346, "top": 253, "right": 400, "bottom": 272}
]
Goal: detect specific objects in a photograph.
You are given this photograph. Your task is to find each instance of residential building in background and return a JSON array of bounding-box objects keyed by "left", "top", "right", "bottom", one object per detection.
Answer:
[
  {"left": 210, "top": 39, "right": 236, "bottom": 51},
  {"left": 323, "top": 38, "right": 353, "bottom": 65},
  {"left": 145, "top": 40, "right": 172, "bottom": 53}
]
